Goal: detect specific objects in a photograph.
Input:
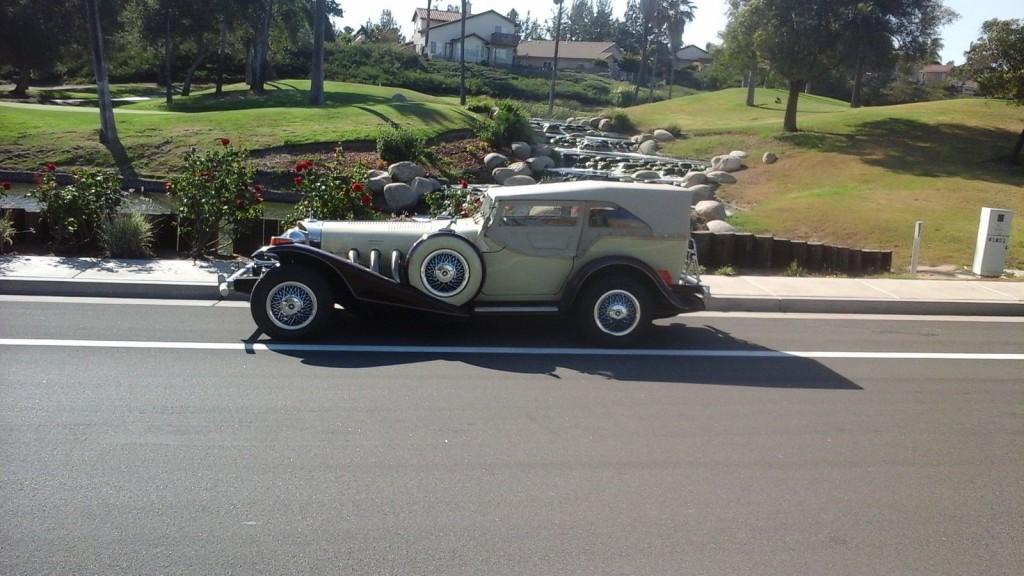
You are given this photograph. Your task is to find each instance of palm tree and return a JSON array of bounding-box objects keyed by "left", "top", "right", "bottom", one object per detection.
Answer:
[{"left": 664, "top": 0, "right": 695, "bottom": 99}]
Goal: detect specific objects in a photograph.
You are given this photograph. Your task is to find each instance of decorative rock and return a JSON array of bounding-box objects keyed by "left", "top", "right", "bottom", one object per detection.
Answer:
[
  {"left": 638, "top": 140, "right": 659, "bottom": 155},
  {"left": 598, "top": 118, "right": 613, "bottom": 132},
  {"left": 706, "top": 170, "right": 737, "bottom": 184},
  {"left": 729, "top": 150, "right": 748, "bottom": 159},
  {"left": 484, "top": 152, "right": 509, "bottom": 170},
  {"left": 589, "top": 117, "right": 603, "bottom": 129},
  {"left": 383, "top": 182, "right": 418, "bottom": 211},
  {"left": 763, "top": 151, "right": 778, "bottom": 164},
  {"left": 653, "top": 129, "right": 675, "bottom": 142},
  {"left": 509, "top": 161, "right": 532, "bottom": 176},
  {"left": 367, "top": 173, "right": 392, "bottom": 194},
  {"left": 410, "top": 176, "right": 441, "bottom": 197},
  {"left": 492, "top": 167, "right": 516, "bottom": 184},
  {"left": 637, "top": 133, "right": 656, "bottom": 143},
  {"left": 532, "top": 143, "right": 553, "bottom": 157},
  {"left": 527, "top": 156, "right": 555, "bottom": 174},
  {"left": 388, "top": 161, "right": 425, "bottom": 183},
  {"left": 713, "top": 155, "right": 743, "bottom": 172},
  {"left": 706, "top": 219, "right": 737, "bottom": 234},
  {"left": 390, "top": 93, "right": 408, "bottom": 102},
  {"left": 695, "top": 200, "right": 727, "bottom": 222},
  {"left": 684, "top": 184, "right": 715, "bottom": 203},
  {"left": 367, "top": 169, "right": 388, "bottom": 179},
  {"left": 632, "top": 170, "right": 661, "bottom": 181},
  {"left": 511, "top": 141, "right": 532, "bottom": 160},
  {"left": 681, "top": 171, "right": 707, "bottom": 186},
  {"left": 504, "top": 175, "right": 537, "bottom": 186}
]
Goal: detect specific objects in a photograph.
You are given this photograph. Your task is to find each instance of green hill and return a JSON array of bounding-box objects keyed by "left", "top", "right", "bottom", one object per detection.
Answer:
[
  {"left": 0, "top": 80, "right": 476, "bottom": 176},
  {"left": 629, "top": 88, "right": 1024, "bottom": 269}
]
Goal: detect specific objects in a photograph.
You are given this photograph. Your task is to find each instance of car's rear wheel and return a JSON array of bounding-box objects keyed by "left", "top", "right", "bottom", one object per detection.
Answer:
[
  {"left": 407, "top": 233, "right": 484, "bottom": 306},
  {"left": 251, "top": 265, "right": 332, "bottom": 340},
  {"left": 575, "top": 276, "right": 652, "bottom": 345}
]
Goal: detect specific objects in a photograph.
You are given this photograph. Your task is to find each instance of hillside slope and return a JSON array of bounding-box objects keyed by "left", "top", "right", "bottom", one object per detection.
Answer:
[{"left": 630, "top": 89, "right": 1024, "bottom": 269}]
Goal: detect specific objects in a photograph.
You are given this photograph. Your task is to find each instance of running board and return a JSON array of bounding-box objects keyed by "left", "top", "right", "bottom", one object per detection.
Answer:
[{"left": 473, "top": 305, "right": 560, "bottom": 314}]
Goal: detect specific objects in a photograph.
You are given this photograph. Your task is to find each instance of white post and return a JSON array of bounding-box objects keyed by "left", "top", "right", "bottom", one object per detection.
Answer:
[{"left": 910, "top": 220, "right": 923, "bottom": 274}]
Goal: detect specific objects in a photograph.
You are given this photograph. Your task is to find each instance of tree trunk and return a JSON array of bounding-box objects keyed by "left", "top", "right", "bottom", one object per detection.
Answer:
[
  {"left": 252, "top": 0, "right": 273, "bottom": 94},
  {"left": 668, "top": 64, "right": 674, "bottom": 99},
  {"left": 1012, "top": 127, "right": 1024, "bottom": 165},
  {"left": 164, "top": 8, "right": 174, "bottom": 105},
  {"left": 648, "top": 48, "right": 658, "bottom": 103},
  {"left": 216, "top": 19, "right": 227, "bottom": 95},
  {"left": 308, "top": 0, "right": 326, "bottom": 105},
  {"left": 459, "top": 0, "right": 467, "bottom": 105},
  {"left": 84, "top": 0, "right": 132, "bottom": 176},
  {"left": 424, "top": 0, "right": 432, "bottom": 58},
  {"left": 182, "top": 46, "right": 209, "bottom": 97},
  {"left": 634, "top": 23, "right": 649, "bottom": 103},
  {"left": 783, "top": 80, "right": 801, "bottom": 132},
  {"left": 245, "top": 41, "right": 253, "bottom": 85},
  {"left": 547, "top": 2, "right": 562, "bottom": 116},
  {"left": 745, "top": 68, "right": 756, "bottom": 106},
  {"left": 10, "top": 66, "right": 31, "bottom": 98},
  {"left": 850, "top": 51, "right": 864, "bottom": 108}
]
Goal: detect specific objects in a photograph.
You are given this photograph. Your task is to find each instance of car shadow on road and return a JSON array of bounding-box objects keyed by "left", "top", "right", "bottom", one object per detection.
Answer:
[{"left": 256, "top": 314, "right": 862, "bottom": 390}]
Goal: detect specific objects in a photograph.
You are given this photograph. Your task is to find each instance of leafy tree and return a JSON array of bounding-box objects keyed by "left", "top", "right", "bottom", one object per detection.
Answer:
[
  {"left": 615, "top": 0, "right": 645, "bottom": 55},
  {"left": 566, "top": 0, "right": 594, "bottom": 42},
  {"left": 590, "top": 0, "right": 616, "bottom": 41},
  {"left": 663, "top": 0, "right": 696, "bottom": 98},
  {"left": 959, "top": 19, "right": 1024, "bottom": 163},
  {"left": 0, "top": 1, "right": 77, "bottom": 97},
  {"left": 84, "top": 0, "right": 131, "bottom": 174},
  {"left": 719, "top": 0, "right": 760, "bottom": 105}
]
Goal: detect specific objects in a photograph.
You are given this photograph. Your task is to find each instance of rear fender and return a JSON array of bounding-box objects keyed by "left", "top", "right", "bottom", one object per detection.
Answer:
[{"left": 560, "top": 256, "right": 684, "bottom": 314}]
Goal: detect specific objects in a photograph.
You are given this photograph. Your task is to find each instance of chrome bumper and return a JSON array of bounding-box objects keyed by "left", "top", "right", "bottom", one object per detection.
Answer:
[{"left": 218, "top": 263, "right": 256, "bottom": 298}]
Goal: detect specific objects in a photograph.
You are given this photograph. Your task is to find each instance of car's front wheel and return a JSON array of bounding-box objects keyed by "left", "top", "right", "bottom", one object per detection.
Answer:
[
  {"left": 575, "top": 276, "right": 652, "bottom": 346},
  {"left": 251, "top": 265, "right": 332, "bottom": 340}
]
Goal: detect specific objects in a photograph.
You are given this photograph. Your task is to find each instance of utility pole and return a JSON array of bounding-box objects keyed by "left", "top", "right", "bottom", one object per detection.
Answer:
[
  {"left": 459, "top": 0, "right": 467, "bottom": 105},
  {"left": 547, "top": 0, "right": 564, "bottom": 117}
]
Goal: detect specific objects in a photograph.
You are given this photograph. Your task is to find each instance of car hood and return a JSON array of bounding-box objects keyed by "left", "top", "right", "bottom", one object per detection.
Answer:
[{"left": 319, "top": 219, "right": 481, "bottom": 256}]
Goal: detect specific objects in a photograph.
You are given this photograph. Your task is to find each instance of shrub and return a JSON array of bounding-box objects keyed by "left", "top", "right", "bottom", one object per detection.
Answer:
[
  {"left": 466, "top": 96, "right": 497, "bottom": 114},
  {"left": 477, "top": 99, "right": 534, "bottom": 148},
  {"left": 664, "top": 123, "right": 683, "bottom": 137},
  {"left": 99, "top": 212, "right": 154, "bottom": 258},
  {"left": 169, "top": 140, "right": 262, "bottom": 258},
  {"left": 713, "top": 265, "right": 738, "bottom": 276},
  {"left": 288, "top": 152, "right": 379, "bottom": 223},
  {"left": 783, "top": 260, "right": 808, "bottom": 277},
  {"left": 375, "top": 125, "right": 426, "bottom": 164},
  {"left": 0, "top": 211, "right": 14, "bottom": 254},
  {"left": 32, "top": 165, "right": 125, "bottom": 252},
  {"left": 604, "top": 110, "right": 636, "bottom": 133},
  {"left": 425, "top": 183, "right": 483, "bottom": 218}
]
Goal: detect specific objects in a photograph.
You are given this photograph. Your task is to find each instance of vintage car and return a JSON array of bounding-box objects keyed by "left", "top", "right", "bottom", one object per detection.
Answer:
[{"left": 220, "top": 181, "right": 709, "bottom": 344}]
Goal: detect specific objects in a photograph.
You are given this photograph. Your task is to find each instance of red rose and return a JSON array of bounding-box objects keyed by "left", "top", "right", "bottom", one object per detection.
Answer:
[
  {"left": 459, "top": 179, "right": 469, "bottom": 189},
  {"left": 1, "top": 182, "right": 10, "bottom": 190},
  {"left": 293, "top": 176, "right": 304, "bottom": 186},
  {"left": 217, "top": 138, "right": 230, "bottom": 146},
  {"left": 295, "top": 160, "right": 314, "bottom": 173},
  {"left": 45, "top": 162, "right": 56, "bottom": 172},
  {"left": 253, "top": 184, "right": 264, "bottom": 194},
  {"left": 360, "top": 194, "right": 372, "bottom": 206},
  {"left": 254, "top": 195, "right": 264, "bottom": 204},
  {"left": 164, "top": 181, "right": 173, "bottom": 191},
  {"left": 352, "top": 182, "right": 365, "bottom": 193}
]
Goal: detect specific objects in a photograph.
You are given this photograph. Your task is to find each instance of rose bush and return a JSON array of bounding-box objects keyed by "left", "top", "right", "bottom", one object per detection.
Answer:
[
  {"left": 169, "top": 140, "right": 262, "bottom": 258},
  {"left": 424, "top": 181, "right": 483, "bottom": 218},
  {"left": 287, "top": 152, "right": 379, "bottom": 224},
  {"left": 31, "top": 164, "right": 125, "bottom": 252}
]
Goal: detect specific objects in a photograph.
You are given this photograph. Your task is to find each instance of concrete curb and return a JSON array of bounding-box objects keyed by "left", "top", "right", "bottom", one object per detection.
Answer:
[
  {"left": 709, "top": 295, "right": 1024, "bottom": 316},
  {"left": 0, "top": 277, "right": 247, "bottom": 301}
]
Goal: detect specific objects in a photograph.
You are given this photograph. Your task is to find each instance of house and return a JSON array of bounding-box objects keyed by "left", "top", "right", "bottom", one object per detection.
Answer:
[
  {"left": 674, "top": 45, "right": 713, "bottom": 69},
  {"left": 516, "top": 41, "right": 621, "bottom": 75},
  {"left": 916, "top": 63, "right": 954, "bottom": 85},
  {"left": 411, "top": 6, "right": 518, "bottom": 66}
]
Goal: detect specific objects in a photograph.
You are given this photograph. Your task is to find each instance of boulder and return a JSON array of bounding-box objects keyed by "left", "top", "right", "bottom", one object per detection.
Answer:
[
  {"left": 684, "top": 184, "right": 715, "bottom": 203},
  {"left": 532, "top": 143, "right": 553, "bottom": 157},
  {"left": 681, "top": 171, "right": 707, "bottom": 186},
  {"left": 410, "top": 176, "right": 441, "bottom": 197},
  {"left": 388, "top": 161, "right": 425, "bottom": 183},
  {"left": 504, "top": 175, "right": 537, "bottom": 186},
  {"left": 706, "top": 170, "right": 737, "bottom": 184},
  {"left": 706, "top": 219, "right": 737, "bottom": 234},
  {"left": 527, "top": 155, "right": 555, "bottom": 174},
  {"left": 383, "top": 183, "right": 418, "bottom": 212},
  {"left": 511, "top": 141, "right": 532, "bottom": 160},
  {"left": 367, "top": 169, "right": 388, "bottom": 179},
  {"left": 729, "top": 150, "right": 748, "bottom": 159},
  {"left": 763, "top": 151, "right": 778, "bottom": 164},
  {"left": 638, "top": 140, "right": 660, "bottom": 155},
  {"left": 484, "top": 152, "right": 509, "bottom": 170},
  {"left": 637, "top": 133, "right": 656, "bottom": 143},
  {"left": 390, "top": 93, "right": 408, "bottom": 102},
  {"left": 694, "top": 200, "right": 727, "bottom": 222},
  {"left": 509, "top": 161, "right": 532, "bottom": 176},
  {"left": 653, "top": 129, "right": 675, "bottom": 142},
  {"left": 589, "top": 117, "right": 604, "bottom": 128},
  {"left": 713, "top": 155, "right": 743, "bottom": 172},
  {"left": 492, "top": 167, "right": 516, "bottom": 185},
  {"left": 632, "top": 170, "right": 661, "bottom": 181},
  {"left": 598, "top": 118, "right": 613, "bottom": 132},
  {"left": 367, "top": 173, "right": 392, "bottom": 194}
]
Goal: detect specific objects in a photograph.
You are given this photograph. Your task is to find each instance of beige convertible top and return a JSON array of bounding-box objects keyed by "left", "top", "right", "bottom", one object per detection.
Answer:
[{"left": 486, "top": 180, "right": 693, "bottom": 236}]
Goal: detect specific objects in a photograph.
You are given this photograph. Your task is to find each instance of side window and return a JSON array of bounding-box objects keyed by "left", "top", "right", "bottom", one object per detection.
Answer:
[
  {"left": 500, "top": 203, "right": 580, "bottom": 227},
  {"left": 588, "top": 204, "right": 651, "bottom": 231}
]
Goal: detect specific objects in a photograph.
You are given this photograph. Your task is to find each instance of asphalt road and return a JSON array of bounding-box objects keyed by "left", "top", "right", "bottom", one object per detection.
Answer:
[{"left": 1, "top": 296, "right": 1022, "bottom": 576}]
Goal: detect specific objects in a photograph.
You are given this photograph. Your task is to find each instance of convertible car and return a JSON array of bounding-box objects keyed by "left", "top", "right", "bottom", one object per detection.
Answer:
[{"left": 220, "top": 181, "right": 709, "bottom": 344}]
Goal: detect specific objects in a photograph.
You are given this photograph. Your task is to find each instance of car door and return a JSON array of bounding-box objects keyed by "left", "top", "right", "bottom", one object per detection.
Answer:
[{"left": 479, "top": 200, "right": 583, "bottom": 297}]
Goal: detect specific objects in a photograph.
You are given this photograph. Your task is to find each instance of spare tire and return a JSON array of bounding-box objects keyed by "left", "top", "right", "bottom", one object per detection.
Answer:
[{"left": 406, "top": 232, "right": 484, "bottom": 306}]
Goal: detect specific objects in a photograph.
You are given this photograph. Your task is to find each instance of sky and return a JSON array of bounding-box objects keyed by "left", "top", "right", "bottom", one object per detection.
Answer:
[{"left": 335, "top": 0, "right": 1024, "bottom": 65}]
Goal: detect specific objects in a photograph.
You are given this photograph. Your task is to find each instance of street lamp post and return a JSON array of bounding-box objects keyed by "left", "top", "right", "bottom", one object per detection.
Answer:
[{"left": 547, "top": 0, "right": 564, "bottom": 117}]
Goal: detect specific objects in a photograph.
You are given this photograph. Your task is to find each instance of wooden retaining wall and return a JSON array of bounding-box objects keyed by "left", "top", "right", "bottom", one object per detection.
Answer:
[{"left": 692, "top": 231, "right": 892, "bottom": 275}]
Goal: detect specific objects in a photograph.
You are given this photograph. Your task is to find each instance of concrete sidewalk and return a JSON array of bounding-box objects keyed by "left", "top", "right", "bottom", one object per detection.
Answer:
[{"left": 1, "top": 255, "right": 1021, "bottom": 315}]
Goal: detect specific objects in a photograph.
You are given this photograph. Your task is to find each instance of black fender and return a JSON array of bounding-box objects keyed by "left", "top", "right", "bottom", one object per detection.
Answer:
[
  {"left": 559, "top": 256, "right": 698, "bottom": 317},
  {"left": 265, "top": 243, "right": 469, "bottom": 317}
]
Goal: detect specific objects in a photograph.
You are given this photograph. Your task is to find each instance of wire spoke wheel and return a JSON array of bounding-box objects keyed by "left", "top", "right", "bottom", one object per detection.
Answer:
[
  {"left": 593, "top": 289, "right": 641, "bottom": 337},
  {"left": 420, "top": 249, "right": 470, "bottom": 297},
  {"left": 265, "top": 281, "right": 318, "bottom": 330}
]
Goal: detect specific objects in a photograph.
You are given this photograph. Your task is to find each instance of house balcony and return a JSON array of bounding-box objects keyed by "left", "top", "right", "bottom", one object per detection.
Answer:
[{"left": 490, "top": 32, "right": 520, "bottom": 46}]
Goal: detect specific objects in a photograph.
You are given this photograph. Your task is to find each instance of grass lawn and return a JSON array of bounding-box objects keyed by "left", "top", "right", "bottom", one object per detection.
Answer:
[
  {"left": 0, "top": 80, "right": 476, "bottom": 176},
  {"left": 630, "top": 88, "right": 1024, "bottom": 269}
]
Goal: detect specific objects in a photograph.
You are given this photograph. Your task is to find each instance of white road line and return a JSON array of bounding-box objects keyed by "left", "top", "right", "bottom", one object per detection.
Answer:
[
  {"left": 1, "top": 295, "right": 1022, "bottom": 322},
  {"left": 0, "top": 338, "right": 1022, "bottom": 360}
]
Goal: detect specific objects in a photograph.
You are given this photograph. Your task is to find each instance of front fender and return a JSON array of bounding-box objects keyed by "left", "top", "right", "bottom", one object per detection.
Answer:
[{"left": 266, "top": 244, "right": 469, "bottom": 317}]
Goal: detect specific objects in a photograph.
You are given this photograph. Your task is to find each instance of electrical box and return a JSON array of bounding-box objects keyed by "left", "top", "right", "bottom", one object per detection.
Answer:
[{"left": 972, "top": 207, "right": 1013, "bottom": 277}]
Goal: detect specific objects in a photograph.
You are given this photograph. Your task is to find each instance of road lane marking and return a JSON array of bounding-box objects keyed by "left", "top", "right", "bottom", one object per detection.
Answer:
[
  {"left": 0, "top": 338, "right": 1022, "bottom": 360},
  {"left": 1, "top": 296, "right": 1022, "bottom": 322}
]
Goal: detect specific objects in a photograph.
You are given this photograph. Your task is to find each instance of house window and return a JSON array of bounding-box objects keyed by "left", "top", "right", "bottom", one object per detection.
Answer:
[{"left": 495, "top": 25, "right": 502, "bottom": 33}]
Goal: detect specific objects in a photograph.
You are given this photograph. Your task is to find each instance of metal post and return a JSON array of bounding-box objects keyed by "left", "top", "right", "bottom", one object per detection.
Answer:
[
  {"left": 459, "top": 0, "right": 467, "bottom": 105},
  {"left": 547, "top": 0, "right": 564, "bottom": 117},
  {"left": 910, "top": 220, "right": 923, "bottom": 274}
]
